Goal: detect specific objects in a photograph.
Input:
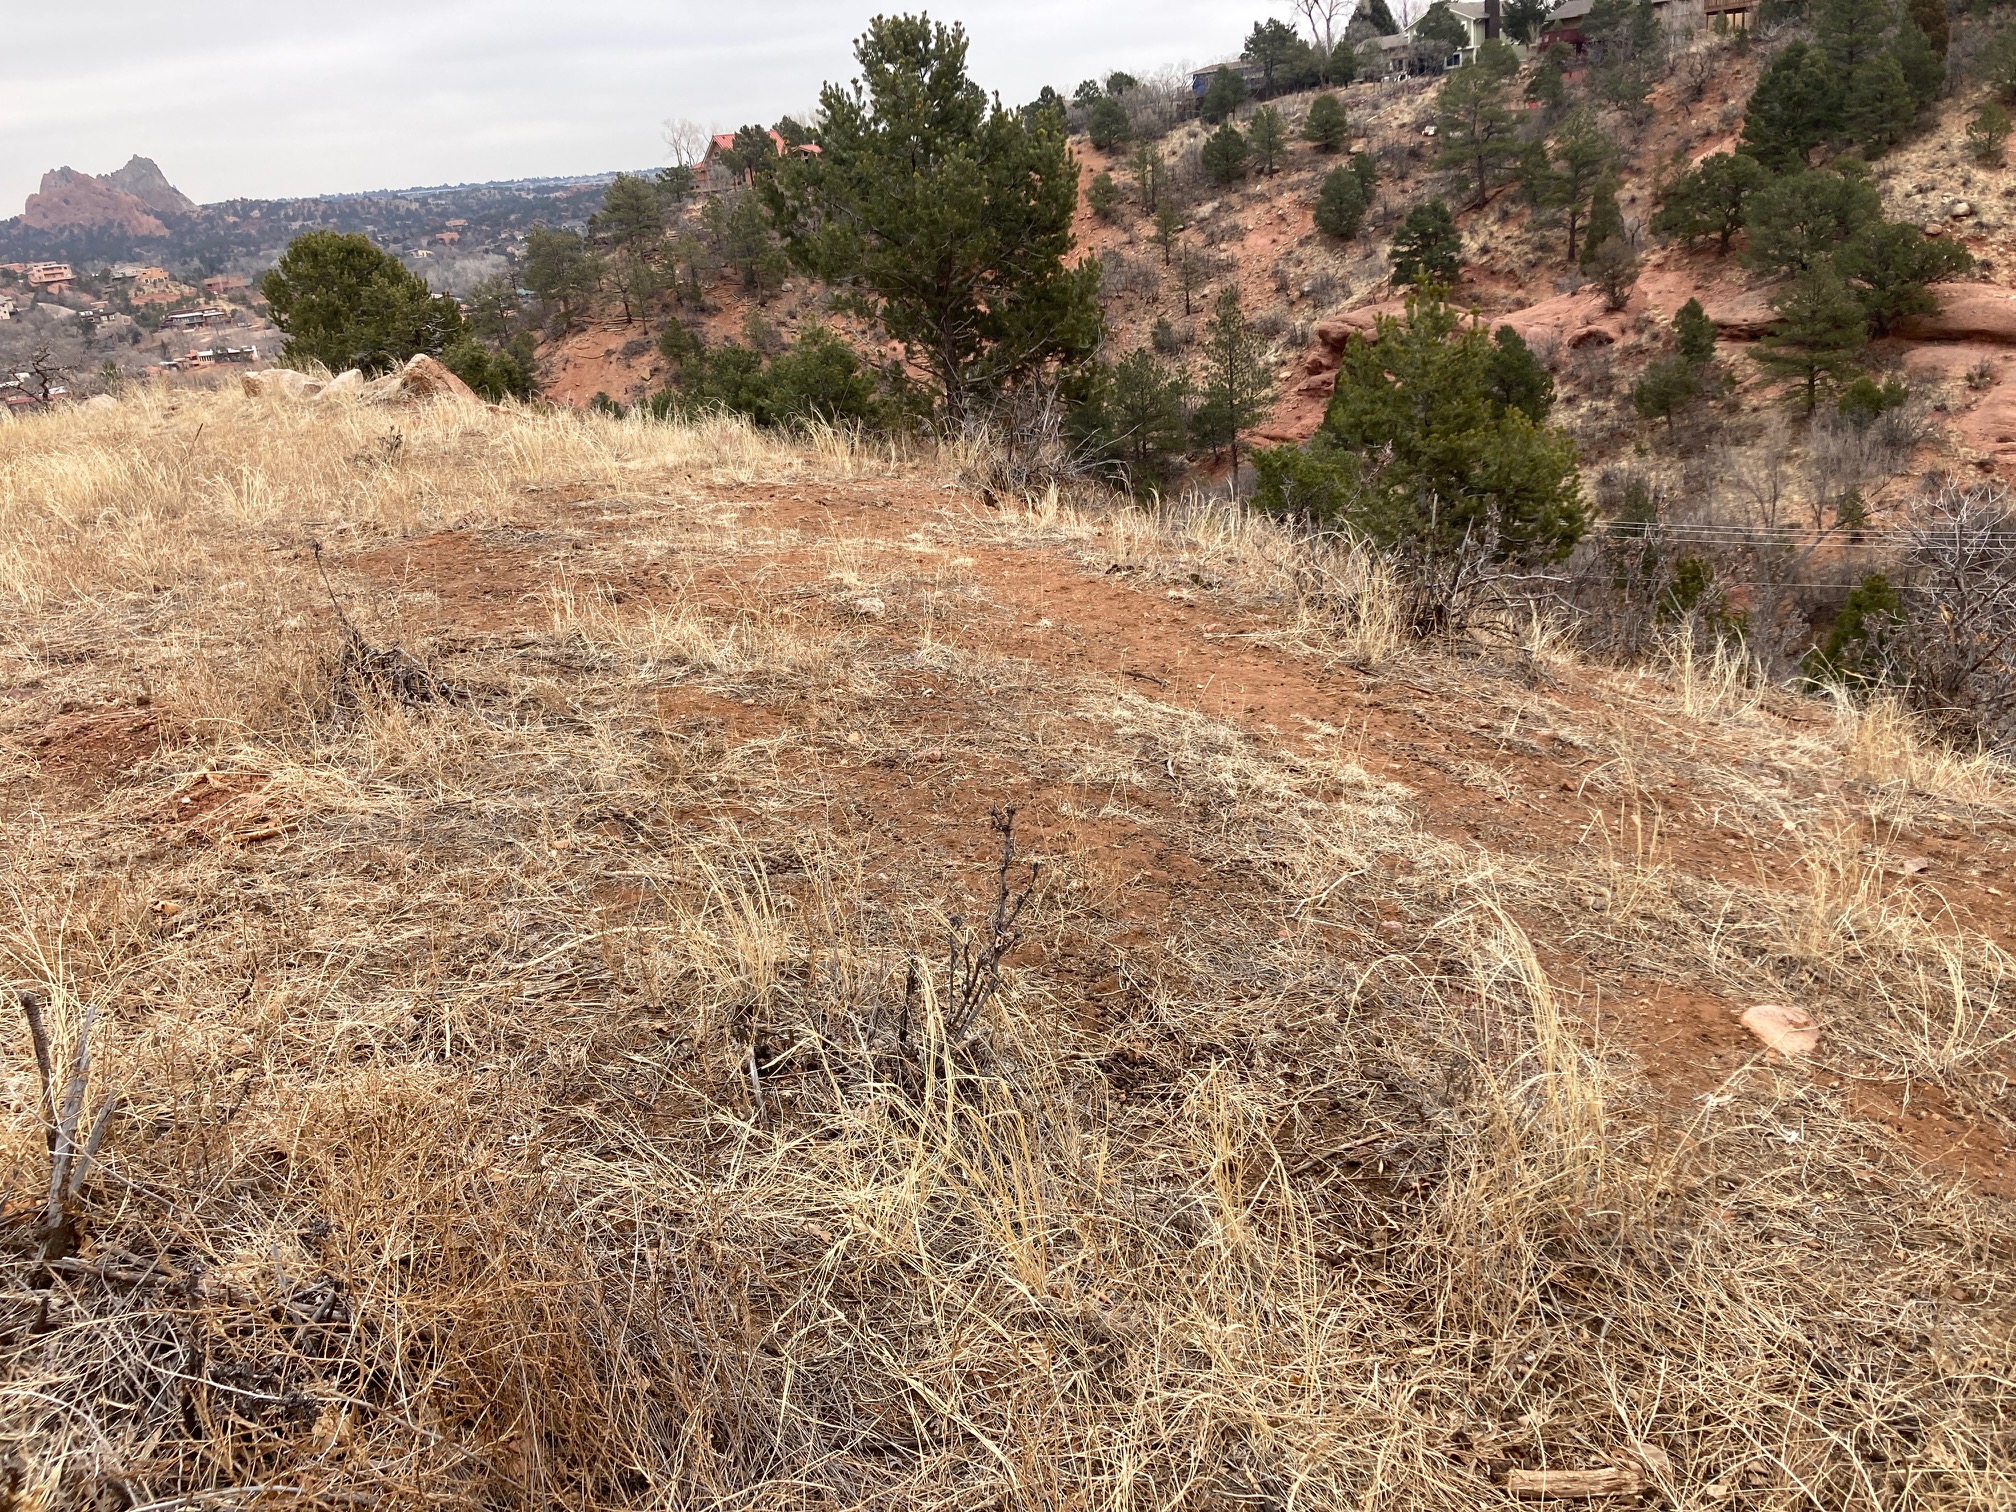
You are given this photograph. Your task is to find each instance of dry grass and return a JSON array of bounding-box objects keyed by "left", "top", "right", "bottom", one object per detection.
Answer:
[{"left": 1, "top": 388, "right": 2012, "bottom": 1512}]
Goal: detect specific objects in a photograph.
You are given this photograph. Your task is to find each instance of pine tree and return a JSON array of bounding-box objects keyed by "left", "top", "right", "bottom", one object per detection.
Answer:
[
  {"left": 1391, "top": 200, "right": 1462, "bottom": 286},
  {"left": 1651, "top": 151, "right": 1770, "bottom": 254},
  {"left": 1152, "top": 203, "right": 1183, "bottom": 265},
  {"left": 1753, "top": 260, "right": 1869, "bottom": 410},
  {"left": 1740, "top": 41, "right": 1844, "bottom": 172},
  {"left": 1845, "top": 54, "right": 1917, "bottom": 154},
  {"left": 1742, "top": 169, "right": 1884, "bottom": 277},
  {"left": 1310, "top": 291, "right": 1586, "bottom": 559},
  {"left": 1486, "top": 326, "right": 1555, "bottom": 423},
  {"left": 1088, "top": 95, "right": 1131, "bottom": 150},
  {"left": 1817, "top": 0, "right": 1892, "bottom": 70},
  {"left": 1304, "top": 93, "right": 1349, "bottom": 151},
  {"left": 1837, "top": 220, "right": 1974, "bottom": 334},
  {"left": 1249, "top": 107, "right": 1288, "bottom": 174},
  {"left": 1587, "top": 235, "right": 1640, "bottom": 309},
  {"left": 1891, "top": 19, "right": 1943, "bottom": 112},
  {"left": 1674, "top": 297, "right": 1719, "bottom": 364},
  {"left": 1195, "top": 286, "right": 1277, "bottom": 487},
  {"left": 1316, "top": 165, "right": 1368, "bottom": 239},
  {"left": 1361, "top": 0, "right": 1401, "bottom": 34},
  {"left": 1907, "top": 0, "right": 1948, "bottom": 57},
  {"left": 1437, "top": 63, "right": 1520, "bottom": 207},
  {"left": 1580, "top": 182, "right": 1625, "bottom": 272},
  {"left": 1536, "top": 107, "right": 1618, "bottom": 265},
  {"left": 1632, "top": 355, "right": 1701, "bottom": 431},
  {"left": 1130, "top": 143, "right": 1163, "bottom": 210},
  {"left": 763, "top": 15, "right": 1101, "bottom": 423},
  {"left": 1351, "top": 151, "right": 1378, "bottom": 201},
  {"left": 1203, "top": 122, "right": 1251, "bottom": 183},
  {"left": 1086, "top": 171, "right": 1121, "bottom": 220}
]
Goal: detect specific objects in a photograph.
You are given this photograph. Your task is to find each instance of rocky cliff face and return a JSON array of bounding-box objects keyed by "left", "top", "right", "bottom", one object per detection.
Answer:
[
  {"left": 22, "top": 167, "right": 170, "bottom": 238},
  {"left": 100, "top": 156, "right": 197, "bottom": 218}
]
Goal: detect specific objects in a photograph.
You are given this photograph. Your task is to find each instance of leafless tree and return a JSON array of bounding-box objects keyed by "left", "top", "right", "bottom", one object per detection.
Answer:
[
  {"left": 1288, "top": 0, "right": 1352, "bottom": 55},
  {"left": 661, "top": 118, "right": 711, "bottom": 168},
  {"left": 1895, "top": 485, "right": 2016, "bottom": 748}
]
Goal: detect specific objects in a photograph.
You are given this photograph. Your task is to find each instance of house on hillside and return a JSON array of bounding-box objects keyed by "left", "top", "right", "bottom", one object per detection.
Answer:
[
  {"left": 202, "top": 274, "right": 248, "bottom": 298},
  {"left": 27, "top": 262, "right": 75, "bottom": 292},
  {"left": 1540, "top": 0, "right": 1714, "bottom": 52},
  {"left": 0, "top": 298, "right": 14, "bottom": 321},
  {"left": 697, "top": 131, "right": 821, "bottom": 195},
  {"left": 1189, "top": 60, "right": 1269, "bottom": 99}
]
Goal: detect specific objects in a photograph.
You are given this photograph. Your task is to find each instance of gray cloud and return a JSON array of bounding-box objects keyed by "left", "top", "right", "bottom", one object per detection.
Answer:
[{"left": 0, "top": 2, "right": 1251, "bottom": 208}]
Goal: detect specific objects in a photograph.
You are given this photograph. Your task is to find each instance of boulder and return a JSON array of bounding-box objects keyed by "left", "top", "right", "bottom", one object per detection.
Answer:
[
  {"left": 1894, "top": 283, "right": 2016, "bottom": 343},
  {"left": 242, "top": 369, "right": 324, "bottom": 400},
  {"left": 82, "top": 394, "right": 119, "bottom": 412},
  {"left": 364, "top": 354, "right": 480, "bottom": 407},
  {"left": 316, "top": 369, "right": 367, "bottom": 401}
]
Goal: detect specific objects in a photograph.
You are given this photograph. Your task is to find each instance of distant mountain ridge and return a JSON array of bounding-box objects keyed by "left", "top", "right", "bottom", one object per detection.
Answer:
[{"left": 21, "top": 162, "right": 180, "bottom": 239}]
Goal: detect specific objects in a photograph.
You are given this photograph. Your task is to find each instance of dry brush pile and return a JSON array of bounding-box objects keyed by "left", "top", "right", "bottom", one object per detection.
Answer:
[{"left": 0, "top": 388, "right": 2012, "bottom": 1511}]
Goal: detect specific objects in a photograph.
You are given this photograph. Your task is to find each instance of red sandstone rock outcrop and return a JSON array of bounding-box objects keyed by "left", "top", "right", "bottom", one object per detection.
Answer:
[
  {"left": 100, "top": 156, "right": 197, "bottom": 218},
  {"left": 22, "top": 167, "right": 168, "bottom": 238}
]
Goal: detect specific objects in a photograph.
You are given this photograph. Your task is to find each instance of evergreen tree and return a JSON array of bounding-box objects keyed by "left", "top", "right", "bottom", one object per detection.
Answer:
[
  {"left": 592, "top": 173, "right": 667, "bottom": 255},
  {"left": 1437, "top": 63, "right": 1520, "bottom": 207},
  {"left": 1844, "top": 53, "right": 1917, "bottom": 153},
  {"left": 1361, "top": 0, "right": 1401, "bottom": 34},
  {"left": 1352, "top": 150, "right": 1379, "bottom": 201},
  {"left": 1753, "top": 260, "right": 1869, "bottom": 410},
  {"left": 1304, "top": 92, "right": 1349, "bottom": 151},
  {"left": 1152, "top": 203, "right": 1183, "bottom": 265},
  {"left": 1534, "top": 107, "right": 1618, "bottom": 265},
  {"left": 1316, "top": 164, "right": 1369, "bottom": 238},
  {"left": 1906, "top": 0, "right": 1947, "bottom": 57},
  {"left": 764, "top": 16, "right": 1102, "bottom": 422},
  {"left": 1203, "top": 121, "right": 1251, "bottom": 183},
  {"left": 1632, "top": 356, "right": 1701, "bottom": 431},
  {"left": 1837, "top": 219, "right": 1974, "bottom": 334},
  {"left": 1267, "top": 291, "right": 1585, "bottom": 559},
  {"left": 1249, "top": 107, "right": 1289, "bottom": 174},
  {"left": 1675, "top": 297, "right": 1719, "bottom": 364},
  {"left": 1486, "top": 325, "right": 1555, "bottom": 423},
  {"left": 707, "top": 192, "right": 788, "bottom": 298},
  {"left": 1075, "top": 347, "right": 1191, "bottom": 488},
  {"left": 1131, "top": 143, "right": 1163, "bottom": 209},
  {"left": 1527, "top": 46, "right": 1571, "bottom": 112},
  {"left": 1587, "top": 234, "right": 1640, "bottom": 308},
  {"left": 1580, "top": 181, "right": 1625, "bottom": 272},
  {"left": 1985, "top": 26, "right": 2016, "bottom": 105},
  {"left": 1201, "top": 67, "right": 1249, "bottom": 123},
  {"left": 262, "top": 231, "right": 528, "bottom": 399},
  {"left": 523, "top": 226, "right": 604, "bottom": 325},
  {"left": 1193, "top": 286, "right": 1277, "bottom": 485},
  {"left": 1740, "top": 41, "right": 1844, "bottom": 171},
  {"left": 1817, "top": 0, "right": 1892, "bottom": 71},
  {"left": 1086, "top": 171, "right": 1121, "bottom": 219},
  {"left": 1414, "top": 2, "right": 1470, "bottom": 56},
  {"left": 1650, "top": 151, "right": 1770, "bottom": 254},
  {"left": 1969, "top": 101, "right": 2013, "bottom": 164},
  {"left": 1743, "top": 169, "right": 1884, "bottom": 277},
  {"left": 1891, "top": 19, "right": 1943, "bottom": 111},
  {"left": 1391, "top": 199, "right": 1462, "bottom": 285},
  {"left": 1244, "top": 18, "right": 1319, "bottom": 93},
  {"left": 1088, "top": 95, "right": 1131, "bottom": 150}
]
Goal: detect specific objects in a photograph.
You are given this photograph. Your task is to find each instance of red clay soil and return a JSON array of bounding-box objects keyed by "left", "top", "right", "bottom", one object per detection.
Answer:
[{"left": 344, "top": 477, "right": 2016, "bottom": 1197}]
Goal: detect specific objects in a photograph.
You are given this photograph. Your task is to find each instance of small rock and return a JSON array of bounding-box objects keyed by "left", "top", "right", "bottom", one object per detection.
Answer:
[
  {"left": 1951, "top": 201, "right": 1974, "bottom": 219},
  {"left": 850, "top": 596, "right": 887, "bottom": 619},
  {"left": 153, "top": 901, "right": 182, "bottom": 917},
  {"left": 1742, "top": 1003, "right": 1821, "bottom": 1058}
]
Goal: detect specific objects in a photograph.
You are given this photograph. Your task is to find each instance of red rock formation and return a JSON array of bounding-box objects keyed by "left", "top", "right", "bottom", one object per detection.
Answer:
[
  {"left": 22, "top": 168, "right": 168, "bottom": 238},
  {"left": 100, "top": 156, "right": 197, "bottom": 218}
]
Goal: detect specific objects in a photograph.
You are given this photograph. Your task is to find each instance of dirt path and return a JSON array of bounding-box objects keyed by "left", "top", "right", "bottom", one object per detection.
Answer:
[{"left": 328, "top": 474, "right": 2016, "bottom": 1197}]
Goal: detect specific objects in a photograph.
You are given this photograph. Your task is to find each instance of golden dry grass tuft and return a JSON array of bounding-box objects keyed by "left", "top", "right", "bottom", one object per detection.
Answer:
[{"left": 1, "top": 387, "right": 2012, "bottom": 1511}]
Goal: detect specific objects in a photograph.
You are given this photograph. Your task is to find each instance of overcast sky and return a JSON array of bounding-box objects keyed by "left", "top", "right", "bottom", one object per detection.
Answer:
[{"left": 0, "top": 2, "right": 1266, "bottom": 209}]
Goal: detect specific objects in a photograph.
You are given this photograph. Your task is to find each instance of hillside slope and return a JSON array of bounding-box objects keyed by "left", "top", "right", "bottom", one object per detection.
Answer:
[{"left": 1, "top": 387, "right": 2011, "bottom": 1509}]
